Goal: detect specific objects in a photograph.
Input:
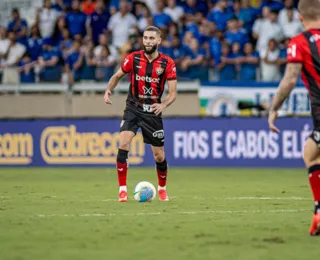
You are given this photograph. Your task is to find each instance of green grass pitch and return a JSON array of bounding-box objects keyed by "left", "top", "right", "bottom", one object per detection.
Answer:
[{"left": 0, "top": 168, "right": 319, "bottom": 260}]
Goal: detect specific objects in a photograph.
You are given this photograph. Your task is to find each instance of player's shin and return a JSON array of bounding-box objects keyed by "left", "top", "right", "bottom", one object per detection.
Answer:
[
  {"left": 308, "top": 165, "right": 320, "bottom": 214},
  {"left": 117, "top": 149, "right": 129, "bottom": 192},
  {"left": 156, "top": 159, "right": 168, "bottom": 190}
]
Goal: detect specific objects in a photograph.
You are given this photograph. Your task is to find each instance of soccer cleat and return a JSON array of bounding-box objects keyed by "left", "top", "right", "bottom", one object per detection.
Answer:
[
  {"left": 158, "top": 189, "right": 169, "bottom": 201},
  {"left": 118, "top": 190, "right": 128, "bottom": 202},
  {"left": 309, "top": 213, "right": 320, "bottom": 236}
]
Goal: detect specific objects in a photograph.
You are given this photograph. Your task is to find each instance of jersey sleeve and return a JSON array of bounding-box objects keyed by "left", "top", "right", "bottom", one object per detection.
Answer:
[
  {"left": 287, "top": 36, "right": 304, "bottom": 63},
  {"left": 121, "top": 53, "right": 133, "bottom": 73},
  {"left": 165, "top": 58, "right": 177, "bottom": 81}
]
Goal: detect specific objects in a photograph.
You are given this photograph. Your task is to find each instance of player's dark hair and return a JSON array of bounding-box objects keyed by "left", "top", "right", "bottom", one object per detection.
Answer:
[
  {"left": 143, "top": 26, "right": 161, "bottom": 37},
  {"left": 298, "top": 0, "right": 320, "bottom": 21}
]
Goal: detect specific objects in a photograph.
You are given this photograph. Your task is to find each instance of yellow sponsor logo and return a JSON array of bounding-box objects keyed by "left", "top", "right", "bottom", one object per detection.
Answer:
[
  {"left": 40, "top": 125, "right": 144, "bottom": 164},
  {"left": 0, "top": 133, "right": 33, "bottom": 164}
]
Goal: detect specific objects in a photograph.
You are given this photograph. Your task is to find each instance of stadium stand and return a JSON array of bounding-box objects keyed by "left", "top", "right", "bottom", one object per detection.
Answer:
[{"left": 0, "top": 0, "right": 302, "bottom": 90}]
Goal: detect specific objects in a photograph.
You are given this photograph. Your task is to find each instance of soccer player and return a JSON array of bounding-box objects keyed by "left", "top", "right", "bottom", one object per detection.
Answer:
[
  {"left": 104, "top": 26, "right": 177, "bottom": 202},
  {"left": 268, "top": 0, "right": 320, "bottom": 236}
]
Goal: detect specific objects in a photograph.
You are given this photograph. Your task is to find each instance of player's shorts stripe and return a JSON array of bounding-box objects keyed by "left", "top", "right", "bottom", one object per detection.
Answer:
[
  {"left": 133, "top": 54, "right": 141, "bottom": 99},
  {"left": 303, "top": 31, "right": 320, "bottom": 75}
]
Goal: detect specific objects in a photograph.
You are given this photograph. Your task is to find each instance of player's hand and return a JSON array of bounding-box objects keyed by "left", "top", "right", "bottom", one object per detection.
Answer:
[
  {"left": 104, "top": 89, "right": 112, "bottom": 105},
  {"left": 268, "top": 110, "right": 280, "bottom": 133},
  {"left": 151, "top": 103, "right": 166, "bottom": 116}
]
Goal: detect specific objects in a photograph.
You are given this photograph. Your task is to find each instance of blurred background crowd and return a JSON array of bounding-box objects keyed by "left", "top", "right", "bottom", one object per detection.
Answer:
[{"left": 0, "top": 0, "right": 302, "bottom": 85}]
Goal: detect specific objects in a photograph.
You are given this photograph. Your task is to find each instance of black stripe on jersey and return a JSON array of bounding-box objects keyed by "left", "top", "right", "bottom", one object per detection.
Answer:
[
  {"left": 303, "top": 67, "right": 320, "bottom": 128},
  {"left": 133, "top": 54, "right": 141, "bottom": 100},
  {"left": 145, "top": 62, "right": 153, "bottom": 105},
  {"left": 302, "top": 67, "right": 320, "bottom": 104},
  {"left": 303, "top": 31, "right": 320, "bottom": 75},
  {"left": 157, "top": 58, "right": 168, "bottom": 103}
]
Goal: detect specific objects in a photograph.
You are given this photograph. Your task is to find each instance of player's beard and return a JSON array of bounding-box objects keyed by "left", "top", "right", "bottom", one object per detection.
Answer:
[{"left": 143, "top": 44, "right": 158, "bottom": 55}]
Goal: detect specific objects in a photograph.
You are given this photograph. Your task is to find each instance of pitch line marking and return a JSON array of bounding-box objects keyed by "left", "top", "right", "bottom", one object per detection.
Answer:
[{"left": 36, "top": 209, "right": 310, "bottom": 218}]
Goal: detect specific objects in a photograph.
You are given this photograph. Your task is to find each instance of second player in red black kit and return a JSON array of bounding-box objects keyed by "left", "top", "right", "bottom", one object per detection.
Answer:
[
  {"left": 268, "top": 0, "right": 320, "bottom": 235},
  {"left": 104, "top": 26, "right": 177, "bottom": 202}
]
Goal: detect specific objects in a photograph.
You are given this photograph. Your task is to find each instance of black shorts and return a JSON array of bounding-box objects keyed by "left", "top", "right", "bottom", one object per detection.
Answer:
[
  {"left": 310, "top": 130, "right": 320, "bottom": 147},
  {"left": 120, "top": 107, "right": 164, "bottom": 147}
]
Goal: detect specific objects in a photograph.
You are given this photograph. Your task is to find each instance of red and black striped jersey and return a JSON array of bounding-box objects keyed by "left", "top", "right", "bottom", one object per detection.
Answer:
[
  {"left": 287, "top": 29, "right": 320, "bottom": 108},
  {"left": 121, "top": 50, "right": 177, "bottom": 115}
]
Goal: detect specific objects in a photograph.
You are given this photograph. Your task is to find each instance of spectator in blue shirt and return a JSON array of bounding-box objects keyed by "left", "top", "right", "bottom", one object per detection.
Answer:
[
  {"left": 65, "top": 0, "right": 87, "bottom": 39},
  {"left": 158, "top": 29, "right": 174, "bottom": 56},
  {"left": 207, "top": 0, "right": 233, "bottom": 31},
  {"left": 59, "top": 28, "right": 73, "bottom": 60},
  {"left": 38, "top": 38, "right": 62, "bottom": 82},
  {"left": 278, "top": 38, "right": 290, "bottom": 76},
  {"left": 216, "top": 42, "right": 237, "bottom": 80},
  {"left": 65, "top": 40, "right": 83, "bottom": 83},
  {"left": 18, "top": 53, "right": 36, "bottom": 83},
  {"left": 209, "top": 29, "right": 224, "bottom": 65},
  {"left": 87, "top": 0, "right": 110, "bottom": 46},
  {"left": 238, "top": 42, "right": 259, "bottom": 80},
  {"left": 230, "top": 42, "right": 244, "bottom": 76},
  {"left": 153, "top": 0, "right": 173, "bottom": 29},
  {"left": 171, "top": 35, "right": 185, "bottom": 69},
  {"left": 180, "top": 37, "right": 208, "bottom": 81},
  {"left": 27, "top": 25, "right": 43, "bottom": 61},
  {"left": 224, "top": 17, "right": 249, "bottom": 49},
  {"left": 198, "top": 20, "right": 216, "bottom": 45},
  {"left": 80, "top": 39, "right": 96, "bottom": 80},
  {"left": 183, "top": 0, "right": 208, "bottom": 16},
  {"left": 238, "top": 0, "right": 258, "bottom": 33},
  {"left": 7, "top": 8, "right": 28, "bottom": 46}
]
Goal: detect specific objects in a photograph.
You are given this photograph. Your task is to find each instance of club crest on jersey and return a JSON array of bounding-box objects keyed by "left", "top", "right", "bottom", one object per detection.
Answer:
[{"left": 156, "top": 67, "right": 164, "bottom": 75}]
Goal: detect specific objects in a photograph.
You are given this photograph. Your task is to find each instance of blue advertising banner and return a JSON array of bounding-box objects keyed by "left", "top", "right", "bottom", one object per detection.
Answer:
[{"left": 0, "top": 117, "right": 313, "bottom": 168}]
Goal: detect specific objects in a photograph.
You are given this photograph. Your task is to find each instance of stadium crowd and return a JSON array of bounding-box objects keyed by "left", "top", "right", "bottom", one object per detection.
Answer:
[{"left": 0, "top": 0, "right": 302, "bottom": 85}]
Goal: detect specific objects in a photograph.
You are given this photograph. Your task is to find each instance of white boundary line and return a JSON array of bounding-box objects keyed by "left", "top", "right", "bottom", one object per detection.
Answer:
[
  {"left": 42, "top": 196, "right": 312, "bottom": 202},
  {"left": 36, "top": 209, "right": 311, "bottom": 218},
  {"left": 1, "top": 196, "right": 311, "bottom": 202}
]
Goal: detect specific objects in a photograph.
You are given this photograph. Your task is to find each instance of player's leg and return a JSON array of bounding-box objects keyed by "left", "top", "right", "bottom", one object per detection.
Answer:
[
  {"left": 303, "top": 135, "right": 320, "bottom": 235},
  {"left": 117, "top": 110, "right": 139, "bottom": 202},
  {"left": 151, "top": 145, "right": 169, "bottom": 201},
  {"left": 117, "top": 129, "right": 135, "bottom": 202},
  {"left": 139, "top": 116, "right": 169, "bottom": 201}
]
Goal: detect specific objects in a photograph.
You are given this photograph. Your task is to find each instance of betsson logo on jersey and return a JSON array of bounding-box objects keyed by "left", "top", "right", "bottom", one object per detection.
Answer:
[{"left": 136, "top": 75, "right": 160, "bottom": 83}]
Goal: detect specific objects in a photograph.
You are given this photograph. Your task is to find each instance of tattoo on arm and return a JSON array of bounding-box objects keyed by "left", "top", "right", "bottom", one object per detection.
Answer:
[{"left": 270, "top": 63, "right": 302, "bottom": 112}]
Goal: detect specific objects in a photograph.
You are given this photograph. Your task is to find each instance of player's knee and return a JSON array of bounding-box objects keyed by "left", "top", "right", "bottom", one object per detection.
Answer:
[
  {"left": 153, "top": 151, "right": 165, "bottom": 163},
  {"left": 303, "top": 146, "right": 320, "bottom": 168},
  {"left": 119, "top": 140, "right": 130, "bottom": 151}
]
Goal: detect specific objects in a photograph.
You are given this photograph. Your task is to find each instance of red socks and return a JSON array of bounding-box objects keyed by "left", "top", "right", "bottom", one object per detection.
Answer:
[
  {"left": 308, "top": 165, "right": 320, "bottom": 214},
  {"left": 117, "top": 149, "right": 129, "bottom": 188},
  {"left": 156, "top": 159, "right": 168, "bottom": 188}
]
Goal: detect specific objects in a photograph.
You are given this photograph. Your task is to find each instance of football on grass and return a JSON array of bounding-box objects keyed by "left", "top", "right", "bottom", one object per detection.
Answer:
[{"left": 133, "top": 181, "right": 156, "bottom": 202}]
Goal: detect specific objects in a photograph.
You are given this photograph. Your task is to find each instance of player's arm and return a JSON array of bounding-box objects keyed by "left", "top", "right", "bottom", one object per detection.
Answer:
[
  {"left": 104, "top": 53, "right": 133, "bottom": 105},
  {"left": 163, "top": 79, "right": 177, "bottom": 107},
  {"left": 268, "top": 62, "right": 302, "bottom": 133},
  {"left": 151, "top": 79, "right": 177, "bottom": 116},
  {"left": 104, "top": 68, "right": 127, "bottom": 105}
]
